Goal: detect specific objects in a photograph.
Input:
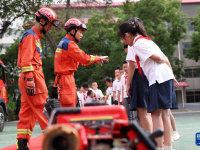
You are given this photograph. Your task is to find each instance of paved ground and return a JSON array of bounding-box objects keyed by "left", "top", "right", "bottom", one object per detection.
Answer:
[{"left": 0, "top": 110, "right": 200, "bottom": 150}]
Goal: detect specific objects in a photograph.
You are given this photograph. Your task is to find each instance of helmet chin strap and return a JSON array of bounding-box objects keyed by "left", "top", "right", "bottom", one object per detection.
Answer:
[
  {"left": 39, "top": 21, "right": 48, "bottom": 34},
  {"left": 70, "top": 28, "right": 79, "bottom": 43}
]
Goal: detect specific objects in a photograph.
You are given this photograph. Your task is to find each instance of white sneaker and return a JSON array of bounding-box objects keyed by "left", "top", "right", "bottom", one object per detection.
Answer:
[
  {"left": 171, "top": 137, "right": 174, "bottom": 143},
  {"left": 172, "top": 131, "right": 180, "bottom": 141},
  {"left": 164, "top": 146, "right": 175, "bottom": 150}
]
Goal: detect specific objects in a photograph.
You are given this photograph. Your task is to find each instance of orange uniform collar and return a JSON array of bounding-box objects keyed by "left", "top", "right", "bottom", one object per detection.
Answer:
[
  {"left": 32, "top": 26, "right": 43, "bottom": 39},
  {"left": 65, "top": 34, "right": 76, "bottom": 42}
]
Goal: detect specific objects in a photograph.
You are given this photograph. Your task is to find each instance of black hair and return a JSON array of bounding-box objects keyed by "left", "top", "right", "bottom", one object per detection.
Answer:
[
  {"left": 106, "top": 77, "right": 113, "bottom": 83},
  {"left": 87, "top": 90, "right": 93, "bottom": 96},
  {"left": 122, "top": 60, "right": 127, "bottom": 65},
  {"left": 82, "top": 82, "right": 89, "bottom": 88},
  {"left": 119, "top": 67, "right": 123, "bottom": 70},
  {"left": 67, "top": 27, "right": 76, "bottom": 33},
  {"left": 114, "top": 67, "right": 120, "bottom": 71},
  {"left": 124, "top": 45, "right": 128, "bottom": 49},
  {"left": 117, "top": 17, "right": 148, "bottom": 39}
]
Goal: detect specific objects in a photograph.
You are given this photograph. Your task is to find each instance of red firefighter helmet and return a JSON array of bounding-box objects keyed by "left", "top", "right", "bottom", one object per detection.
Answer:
[
  {"left": 35, "top": 7, "right": 59, "bottom": 27},
  {"left": 64, "top": 18, "right": 87, "bottom": 31}
]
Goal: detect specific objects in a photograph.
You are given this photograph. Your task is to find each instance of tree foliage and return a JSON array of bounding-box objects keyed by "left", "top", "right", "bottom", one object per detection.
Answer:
[
  {"left": 0, "top": 0, "right": 189, "bottom": 119},
  {"left": 121, "top": 0, "right": 187, "bottom": 79},
  {"left": 76, "top": 7, "right": 124, "bottom": 92},
  {"left": 185, "top": 7, "right": 200, "bottom": 62}
]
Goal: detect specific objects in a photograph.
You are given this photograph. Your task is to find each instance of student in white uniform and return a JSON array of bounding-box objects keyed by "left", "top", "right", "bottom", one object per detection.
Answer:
[
  {"left": 126, "top": 39, "right": 152, "bottom": 132},
  {"left": 105, "top": 77, "right": 113, "bottom": 105},
  {"left": 112, "top": 67, "right": 121, "bottom": 105},
  {"left": 117, "top": 17, "right": 179, "bottom": 150},
  {"left": 79, "top": 86, "right": 87, "bottom": 107},
  {"left": 87, "top": 90, "right": 105, "bottom": 103},
  {"left": 117, "top": 75, "right": 123, "bottom": 105},
  {"left": 116, "top": 67, "right": 124, "bottom": 105},
  {"left": 121, "top": 61, "right": 131, "bottom": 119},
  {"left": 82, "top": 82, "right": 96, "bottom": 104},
  {"left": 91, "top": 82, "right": 104, "bottom": 97}
]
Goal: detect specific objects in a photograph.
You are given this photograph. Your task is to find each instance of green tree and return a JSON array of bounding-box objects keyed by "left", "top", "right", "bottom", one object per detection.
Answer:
[
  {"left": 0, "top": 0, "right": 62, "bottom": 53},
  {"left": 76, "top": 7, "right": 123, "bottom": 91},
  {"left": 185, "top": 7, "right": 200, "bottom": 62},
  {"left": 7, "top": 94, "right": 17, "bottom": 120},
  {"left": 121, "top": 0, "right": 187, "bottom": 80}
]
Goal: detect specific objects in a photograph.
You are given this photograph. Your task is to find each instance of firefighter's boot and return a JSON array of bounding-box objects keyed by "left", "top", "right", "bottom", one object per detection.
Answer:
[{"left": 17, "top": 139, "right": 30, "bottom": 150}]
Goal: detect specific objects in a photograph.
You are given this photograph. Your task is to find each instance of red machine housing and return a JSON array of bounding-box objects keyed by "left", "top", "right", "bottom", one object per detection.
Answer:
[
  {"left": 0, "top": 60, "right": 8, "bottom": 104},
  {"left": 43, "top": 105, "right": 160, "bottom": 150}
]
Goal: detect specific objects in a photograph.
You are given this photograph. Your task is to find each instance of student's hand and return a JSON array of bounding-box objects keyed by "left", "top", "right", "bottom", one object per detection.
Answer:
[
  {"left": 118, "top": 102, "right": 120, "bottom": 105},
  {"left": 174, "top": 79, "right": 179, "bottom": 89},
  {"left": 126, "top": 84, "right": 131, "bottom": 98},
  {"left": 122, "top": 99, "right": 124, "bottom": 105}
]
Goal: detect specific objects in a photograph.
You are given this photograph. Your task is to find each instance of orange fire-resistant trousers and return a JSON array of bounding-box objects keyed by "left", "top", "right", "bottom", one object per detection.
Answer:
[
  {"left": 58, "top": 74, "right": 77, "bottom": 108},
  {"left": 17, "top": 70, "right": 48, "bottom": 140}
]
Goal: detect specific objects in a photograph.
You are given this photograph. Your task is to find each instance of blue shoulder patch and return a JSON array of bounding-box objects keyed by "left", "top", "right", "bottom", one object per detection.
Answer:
[
  {"left": 20, "top": 29, "right": 36, "bottom": 43},
  {"left": 57, "top": 37, "right": 71, "bottom": 51}
]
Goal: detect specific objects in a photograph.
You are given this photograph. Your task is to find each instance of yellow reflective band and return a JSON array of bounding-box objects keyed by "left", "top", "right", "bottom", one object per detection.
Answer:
[
  {"left": 17, "top": 129, "right": 33, "bottom": 136},
  {"left": 36, "top": 40, "right": 42, "bottom": 52},
  {"left": 56, "top": 48, "right": 62, "bottom": 53},
  {"left": 42, "top": 129, "right": 46, "bottom": 133},
  {"left": 22, "top": 66, "right": 34, "bottom": 72},
  {"left": 70, "top": 116, "right": 113, "bottom": 122},
  {"left": 81, "top": 64, "right": 86, "bottom": 66},
  {"left": 16, "top": 140, "right": 19, "bottom": 149},
  {"left": 89, "top": 55, "right": 94, "bottom": 63},
  {"left": 17, "top": 132, "right": 32, "bottom": 136}
]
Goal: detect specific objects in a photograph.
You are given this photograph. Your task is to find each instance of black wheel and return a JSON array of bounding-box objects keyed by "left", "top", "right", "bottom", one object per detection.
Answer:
[{"left": 0, "top": 105, "right": 5, "bottom": 132}]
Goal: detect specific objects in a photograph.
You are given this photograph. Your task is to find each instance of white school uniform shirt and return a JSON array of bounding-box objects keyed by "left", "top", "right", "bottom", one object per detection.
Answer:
[
  {"left": 85, "top": 88, "right": 96, "bottom": 103},
  {"left": 112, "top": 79, "right": 119, "bottom": 101},
  {"left": 116, "top": 79, "right": 123, "bottom": 102},
  {"left": 106, "top": 87, "right": 113, "bottom": 96},
  {"left": 88, "top": 92, "right": 104, "bottom": 102},
  {"left": 121, "top": 74, "right": 128, "bottom": 98},
  {"left": 79, "top": 92, "right": 87, "bottom": 106},
  {"left": 126, "top": 45, "right": 138, "bottom": 69},
  {"left": 133, "top": 35, "right": 175, "bottom": 86},
  {"left": 93, "top": 89, "right": 104, "bottom": 97},
  {"left": 77, "top": 92, "right": 81, "bottom": 100}
]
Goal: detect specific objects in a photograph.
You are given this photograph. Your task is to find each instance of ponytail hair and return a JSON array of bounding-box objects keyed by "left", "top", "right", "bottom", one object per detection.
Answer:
[
  {"left": 128, "top": 17, "right": 148, "bottom": 37},
  {"left": 117, "top": 17, "right": 148, "bottom": 38}
]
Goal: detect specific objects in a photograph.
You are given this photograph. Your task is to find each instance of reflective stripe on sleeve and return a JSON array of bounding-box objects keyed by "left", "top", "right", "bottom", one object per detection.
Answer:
[{"left": 89, "top": 55, "right": 94, "bottom": 63}]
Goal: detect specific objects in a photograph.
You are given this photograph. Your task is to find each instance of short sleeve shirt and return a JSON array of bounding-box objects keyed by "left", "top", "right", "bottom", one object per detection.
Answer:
[
  {"left": 106, "top": 87, "right": 113, "bottom": 96},
  {"left": 113, "top": 79, "right": 119, "bottom": 100},
  {"left": 116, "top": 80, "right": 123, "bottom": 102},
  {"left": 94, "top": 89, "right": 104, "bottom": 97},
  {"left": 126, "top": 46, "right": 138, "bottom": 69},
  {"left": 121, "top": 74, "right": 128, "bottom": 98},
  {"left": 133, "top": 35, "right": 175, "bottom": 86}
]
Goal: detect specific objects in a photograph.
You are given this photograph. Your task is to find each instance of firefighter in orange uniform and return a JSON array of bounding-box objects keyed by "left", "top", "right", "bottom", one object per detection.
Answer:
[
  {"left": 53, "top": 18, "right": 108, "bottom": 107},
  {"left": 16, "top": 8, "right": 59, "bottom": 150}
]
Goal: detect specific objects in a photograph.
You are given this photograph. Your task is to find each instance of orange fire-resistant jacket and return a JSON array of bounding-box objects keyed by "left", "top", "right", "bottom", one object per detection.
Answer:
[
  {"left": 17, "top": 26, "right": 48, "bottom": 105},
  {"left": 54, "top": 34, "right": 100, "bottom": 104}
]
